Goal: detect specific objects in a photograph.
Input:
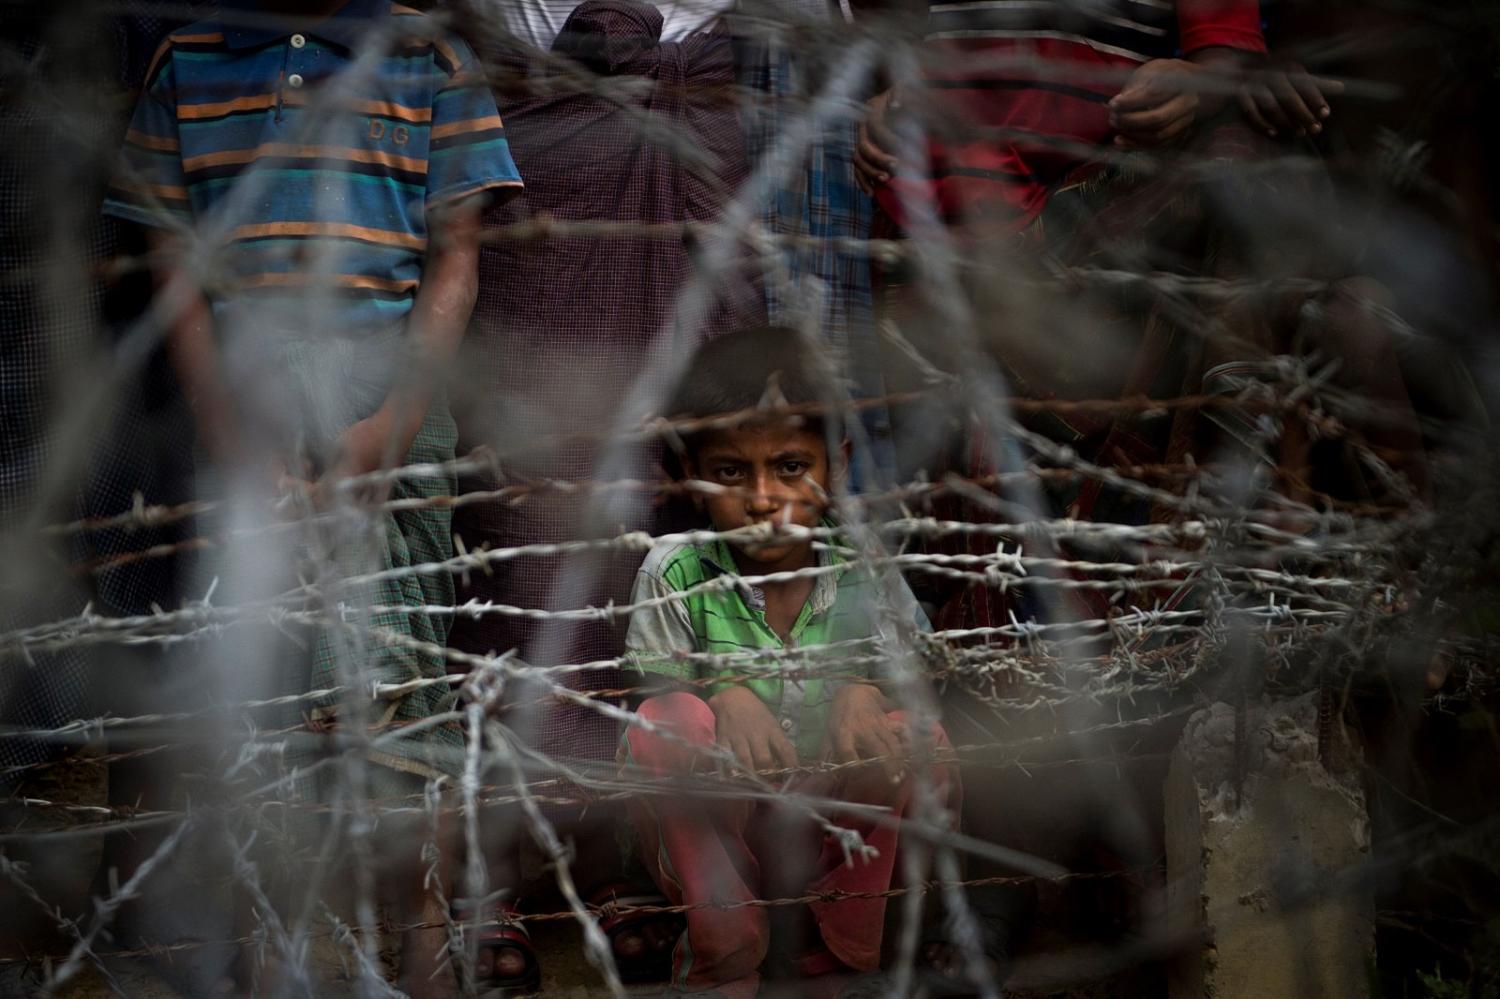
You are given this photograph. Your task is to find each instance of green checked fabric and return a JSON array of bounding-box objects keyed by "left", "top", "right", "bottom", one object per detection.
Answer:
[
  {"left": 307, "top": 401, "right": 461, "bottom": 792},
  {"left": 623, "top": 524, "right": 928, "bottom": 758}
]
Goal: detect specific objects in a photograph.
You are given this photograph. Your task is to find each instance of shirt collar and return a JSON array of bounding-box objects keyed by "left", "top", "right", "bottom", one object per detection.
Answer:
[
  {"left": 214, "top": 0, "right": 390, "bottom": 52},
  {"left": 699, "top": 519, "right": 846, "bottom": 618}
]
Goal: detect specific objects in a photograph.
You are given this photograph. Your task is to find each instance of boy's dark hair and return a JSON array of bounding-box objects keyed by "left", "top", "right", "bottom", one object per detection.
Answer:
[{"left": 663, "top": 325, "right": 844, "bottom": 475}]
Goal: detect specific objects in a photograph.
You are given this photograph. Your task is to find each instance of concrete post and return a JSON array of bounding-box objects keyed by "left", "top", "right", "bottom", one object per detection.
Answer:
[{"left": 1165, "top": 692, "right": 1374, "bottom": 998}]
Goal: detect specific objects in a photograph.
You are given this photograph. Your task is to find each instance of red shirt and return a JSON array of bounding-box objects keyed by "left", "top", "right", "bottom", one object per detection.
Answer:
[{"left": 876, "top": 0, "right": 1266, "bottom": 230}]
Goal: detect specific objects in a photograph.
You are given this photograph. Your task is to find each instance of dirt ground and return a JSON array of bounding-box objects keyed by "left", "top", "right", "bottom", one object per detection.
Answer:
[{"left": 0, "top": 746, "right": 1153, "bottom": 998}]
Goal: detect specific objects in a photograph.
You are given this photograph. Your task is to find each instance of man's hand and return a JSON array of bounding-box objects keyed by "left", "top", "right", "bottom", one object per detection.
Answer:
[
  {"left": 824, "top": 682, "right": 906, "bottom": 783},
  {"left": 1108, "top": 59, "right": 1214, "bottom": 149},
  {"left": 1238, "top": 62, "right": 1345, "bottom": 139},
  {"left": 854, "top": 89, "right": 902, "bottom": 196},
  {"left": 707, "top": 685, "right": 799, "bottom": 775},
  {"left": 316, "top": 407, "right": 419, "bottom": 507}
]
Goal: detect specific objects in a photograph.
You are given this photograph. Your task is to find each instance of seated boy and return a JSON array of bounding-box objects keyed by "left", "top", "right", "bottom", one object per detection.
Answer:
[{"left": 622, "top": 326, "right": 960, "bottom": 997}]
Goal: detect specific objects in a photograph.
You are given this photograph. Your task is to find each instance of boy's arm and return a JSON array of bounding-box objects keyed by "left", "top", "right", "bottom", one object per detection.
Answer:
[
  {"left": 149, "top": 231, "right": 245, "bottom": 471},
  {"left": 106, "top": 47, "right": 253, "bottom": 470},
  {"left": 624, "top": 563, "right": 798, "bottom": 771},
  {"left": 324, "top": 198, "right": 483, "bottom": 488},
  {"left": 325, "top": 28, "right": 524, "bottom": 491},
  {"left": 824, "top": 570, "right": 929, "bottom": 778},
  {"left": 1109, "top": 0, "right": 1268, "bottom": 148},
  {"left": 624, "top": 563, "right": 701, "bottom": 699}
]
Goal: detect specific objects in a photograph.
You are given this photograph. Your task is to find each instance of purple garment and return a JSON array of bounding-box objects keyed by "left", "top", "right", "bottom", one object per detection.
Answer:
[{"left": 450, "top": 0, "right": 762, "bottom": 760}]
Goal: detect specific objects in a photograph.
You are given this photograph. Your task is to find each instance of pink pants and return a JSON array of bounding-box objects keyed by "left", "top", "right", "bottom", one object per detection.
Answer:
[{"left": 624, "top": 692, "right": 960, "bottom": 997}]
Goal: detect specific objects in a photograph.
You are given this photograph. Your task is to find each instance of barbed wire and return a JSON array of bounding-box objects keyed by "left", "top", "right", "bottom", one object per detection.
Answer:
[{"left": 2, "top": 0, "right": 1494, "bottom": 996}]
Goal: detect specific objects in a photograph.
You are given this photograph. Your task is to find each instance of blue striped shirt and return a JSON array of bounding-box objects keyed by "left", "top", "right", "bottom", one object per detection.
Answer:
[{"left": 103, "top": 0, "right": 523, "bottom": 332}]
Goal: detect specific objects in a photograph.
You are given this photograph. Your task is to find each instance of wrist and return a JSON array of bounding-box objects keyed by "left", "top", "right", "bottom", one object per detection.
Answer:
[
  {"left": 1186, "top": 49, "right": 1245, "bottom": 116},
  {"left": 832, "top": 681, "right": 887, "bottom": 708},
  {"left": 707, "top": 685, "right": 757, "bottom": 711},
  {"left": 372, "top": 397, "right": 423, "bottom": 453}
]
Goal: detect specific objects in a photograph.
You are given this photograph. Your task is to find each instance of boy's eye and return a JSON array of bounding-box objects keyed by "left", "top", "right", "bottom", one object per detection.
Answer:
[
  {"left": 779, "top": 461, "right": 810, "bottom": 477},
  {"left": 712, "top": 465, "right": 744, "bottom": 481}
]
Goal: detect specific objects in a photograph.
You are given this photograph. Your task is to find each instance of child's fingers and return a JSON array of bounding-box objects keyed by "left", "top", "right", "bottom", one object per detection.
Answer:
[
  {"left": 1239, "top": 89, "right": 1278, "bottom": 137},
  {"left": 751, "top": 735, "right": 780, "bottom": 775},
  {"left": 1111, "top": 94, "right": 1193, "bottom": 136},
  {"left": 1244, "top": 83, "right": 1293, "bottom": 134},
  {"left": 772, "top": 733, "right": 799, "bottom": 771},
  {"left": 866, "top": 112, "right": 903, "bottom": 167},
  {"left": 1149, "top": 109, "right": 1196, "bottom": 145},
  {"left": 854, "top": 166, "right": 872, "bottom": 198},
  {"left": 1316, "top": 75, "right": 1347, "bottom": 96},
  {"left": 858, "top": 111, "right": 900, "bottom": 172},
  {"left": 852, "top": 145, "right": 889, "bottom": 191},
  {"left": 1290, "top": 72, "right": 1334, "bottom": 121},
  {"left": 1270, "top": 74, "right": 1321, "bottom": 134},
  {"left": 887, "top": 716, "right": 911, "bottom": 746},
  {"left": 872, "top": 727, "right": 906, "bottom": 783},
  {"left": 720, "top": 733, "right": 748, "bottom": 773},
  {"left": 834, "top": 729, "right": 858, "bottom": 765},
  {"left": 1107, "top": 84, "right": 1161, "bottom": 114},
  {"left": 1108, "top": 69, "right": 1175, "bottom": 113}
]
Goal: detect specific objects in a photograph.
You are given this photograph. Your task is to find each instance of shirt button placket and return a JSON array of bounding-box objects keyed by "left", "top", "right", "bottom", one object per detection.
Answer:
[{"left": 286, "top": 34, "right": 307, "bottom": 92}]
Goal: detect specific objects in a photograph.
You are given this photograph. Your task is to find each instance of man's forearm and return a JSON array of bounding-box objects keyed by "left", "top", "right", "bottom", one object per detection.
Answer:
[
  {"left": 373, "top": 203, "right": 482, "bottom": 451},
  {"left": 151, "top": 234, "right": 240, "bottom": 463}
]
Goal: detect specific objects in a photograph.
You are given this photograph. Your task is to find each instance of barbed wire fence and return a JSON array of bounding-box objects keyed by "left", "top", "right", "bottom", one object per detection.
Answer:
[{"left": 1, "top": 0, "right": 1498, "bottom": 996}]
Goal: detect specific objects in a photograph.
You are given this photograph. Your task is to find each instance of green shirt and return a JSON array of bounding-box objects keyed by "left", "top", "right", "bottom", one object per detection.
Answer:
[{"left": 624, "top": 528, "right": 929, "bottom": 757}]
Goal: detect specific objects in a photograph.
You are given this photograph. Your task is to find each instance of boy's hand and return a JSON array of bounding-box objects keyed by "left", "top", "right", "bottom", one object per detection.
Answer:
[
  {"left": 824, "top": 682, "right": 906, "bottom": 783},
  {"left": 317, "top": 408, "right": 420, "bottom": 506},
  {"left": 1108, "top": 59, "right": 1213, "bottom": 149},
  {"left": 854, "top": 89, "right": 901, "bottom": 196},
  {"left": 1238, "top": 63, "right": 1344, "bottom": 139},
  {"left": 707, "top": 685, "right": 799, "bottom": 775}
]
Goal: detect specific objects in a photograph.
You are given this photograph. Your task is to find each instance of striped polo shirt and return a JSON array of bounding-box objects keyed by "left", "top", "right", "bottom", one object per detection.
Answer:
[
  {"left": 876, "top": 0, "right": 1265, "bottom": 230},
  {"left": 103, "top": 0, "right": 523, "bottom": 333},
  {"left": 624, "top": 527, "right": 928, "bottom": 758}
]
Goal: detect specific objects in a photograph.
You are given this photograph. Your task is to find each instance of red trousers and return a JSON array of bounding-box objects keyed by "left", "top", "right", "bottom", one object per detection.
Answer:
[{"left": 624, "top": 692, "right": 960, "bottom": 996}]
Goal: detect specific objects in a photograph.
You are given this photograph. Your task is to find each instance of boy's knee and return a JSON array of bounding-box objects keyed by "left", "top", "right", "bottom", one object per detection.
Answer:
[
  {"left": 639, "top": 692, "right": 716, "bottom": 738},
  {"left": 886, "top": 709, "right": 951, "bottom": 750},
  {"left": 689, "top": 914, "right": 769, "bottom": 984},
  {"left": 627, "top": 693, "right": 716, "bottom": 773}
]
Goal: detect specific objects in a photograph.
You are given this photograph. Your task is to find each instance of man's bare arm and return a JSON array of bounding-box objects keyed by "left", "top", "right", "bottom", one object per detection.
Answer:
[
  {"left": 149, "top": 230, "right": 243, "bottom": 468},
  {"left": 327, "top": 197, "right": 483, "bottom": 485}
]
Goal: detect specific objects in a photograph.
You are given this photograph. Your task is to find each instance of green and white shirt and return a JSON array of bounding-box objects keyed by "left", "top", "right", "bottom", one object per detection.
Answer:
[{"left": 624, "top": 528, "right": 929, "bottom": 757}]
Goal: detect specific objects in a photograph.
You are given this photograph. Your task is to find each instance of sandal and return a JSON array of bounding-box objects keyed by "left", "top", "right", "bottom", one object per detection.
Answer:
[
  {"left": 589, "top": 882, "right": 686, "bottom": 984},
  {"left": 453, "top": 900, "right": 541, "bottom": 995}
]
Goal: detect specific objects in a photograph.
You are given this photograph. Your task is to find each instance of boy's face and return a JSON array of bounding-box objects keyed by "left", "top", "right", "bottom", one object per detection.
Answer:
[{"left": 686, "top": 421, "right": 841, "bottom": 570}]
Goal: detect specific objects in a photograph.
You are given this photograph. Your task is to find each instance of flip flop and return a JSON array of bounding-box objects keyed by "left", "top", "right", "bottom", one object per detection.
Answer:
[
  {"left": 589, "top": 882, "right": 686, "bottom": 985},
  {"left": 453, "top": 900, "right": 541, "bottom": 996}
]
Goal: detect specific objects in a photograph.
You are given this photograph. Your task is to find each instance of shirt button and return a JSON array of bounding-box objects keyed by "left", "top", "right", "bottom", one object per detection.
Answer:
[
  {"left": 286, "top": 73, "right": 305, "bottom": 88},
  {"left": 290, "top": 33, "right": 306, "bottom": 49},
  {"left": 780, "top": 718, "right": 794, "bottom": 731}
]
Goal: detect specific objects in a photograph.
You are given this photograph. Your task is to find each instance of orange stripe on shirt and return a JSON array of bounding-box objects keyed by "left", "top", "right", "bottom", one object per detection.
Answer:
[
  {"left": 347, "top": 99, "right": 433, "bottom": 124},
  {"left": 142, "top": 37, "right": 176, "bottom": 90},
  {"left": 115, "top": 179, "right": 191, "bottom": 202},
  {"left": 183, "top": 143, "right": 428, "bottom": 175},
  {"left": 178, "top": 93, "right": 278, "bottom": 120},
  {"left": 236, "top": 272, "right": 419, "bottom": 294},
  {"left": 430, "top": 114, "right": 504, "bottom": 141},
  {"left": 433, "top": 37, "right": 462, "bottom": 74},
  {"left": 170, "top": 32, "right": 225, "bottom": 44},
  {"left": 127, "top": 129, "right": 180, "bottom": 153},
  {"left": 232, "top": 222, "right": 426, "bottom": 250},
  {"left": 182, "top": 92, "right": 430, "bottom": 124}
]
